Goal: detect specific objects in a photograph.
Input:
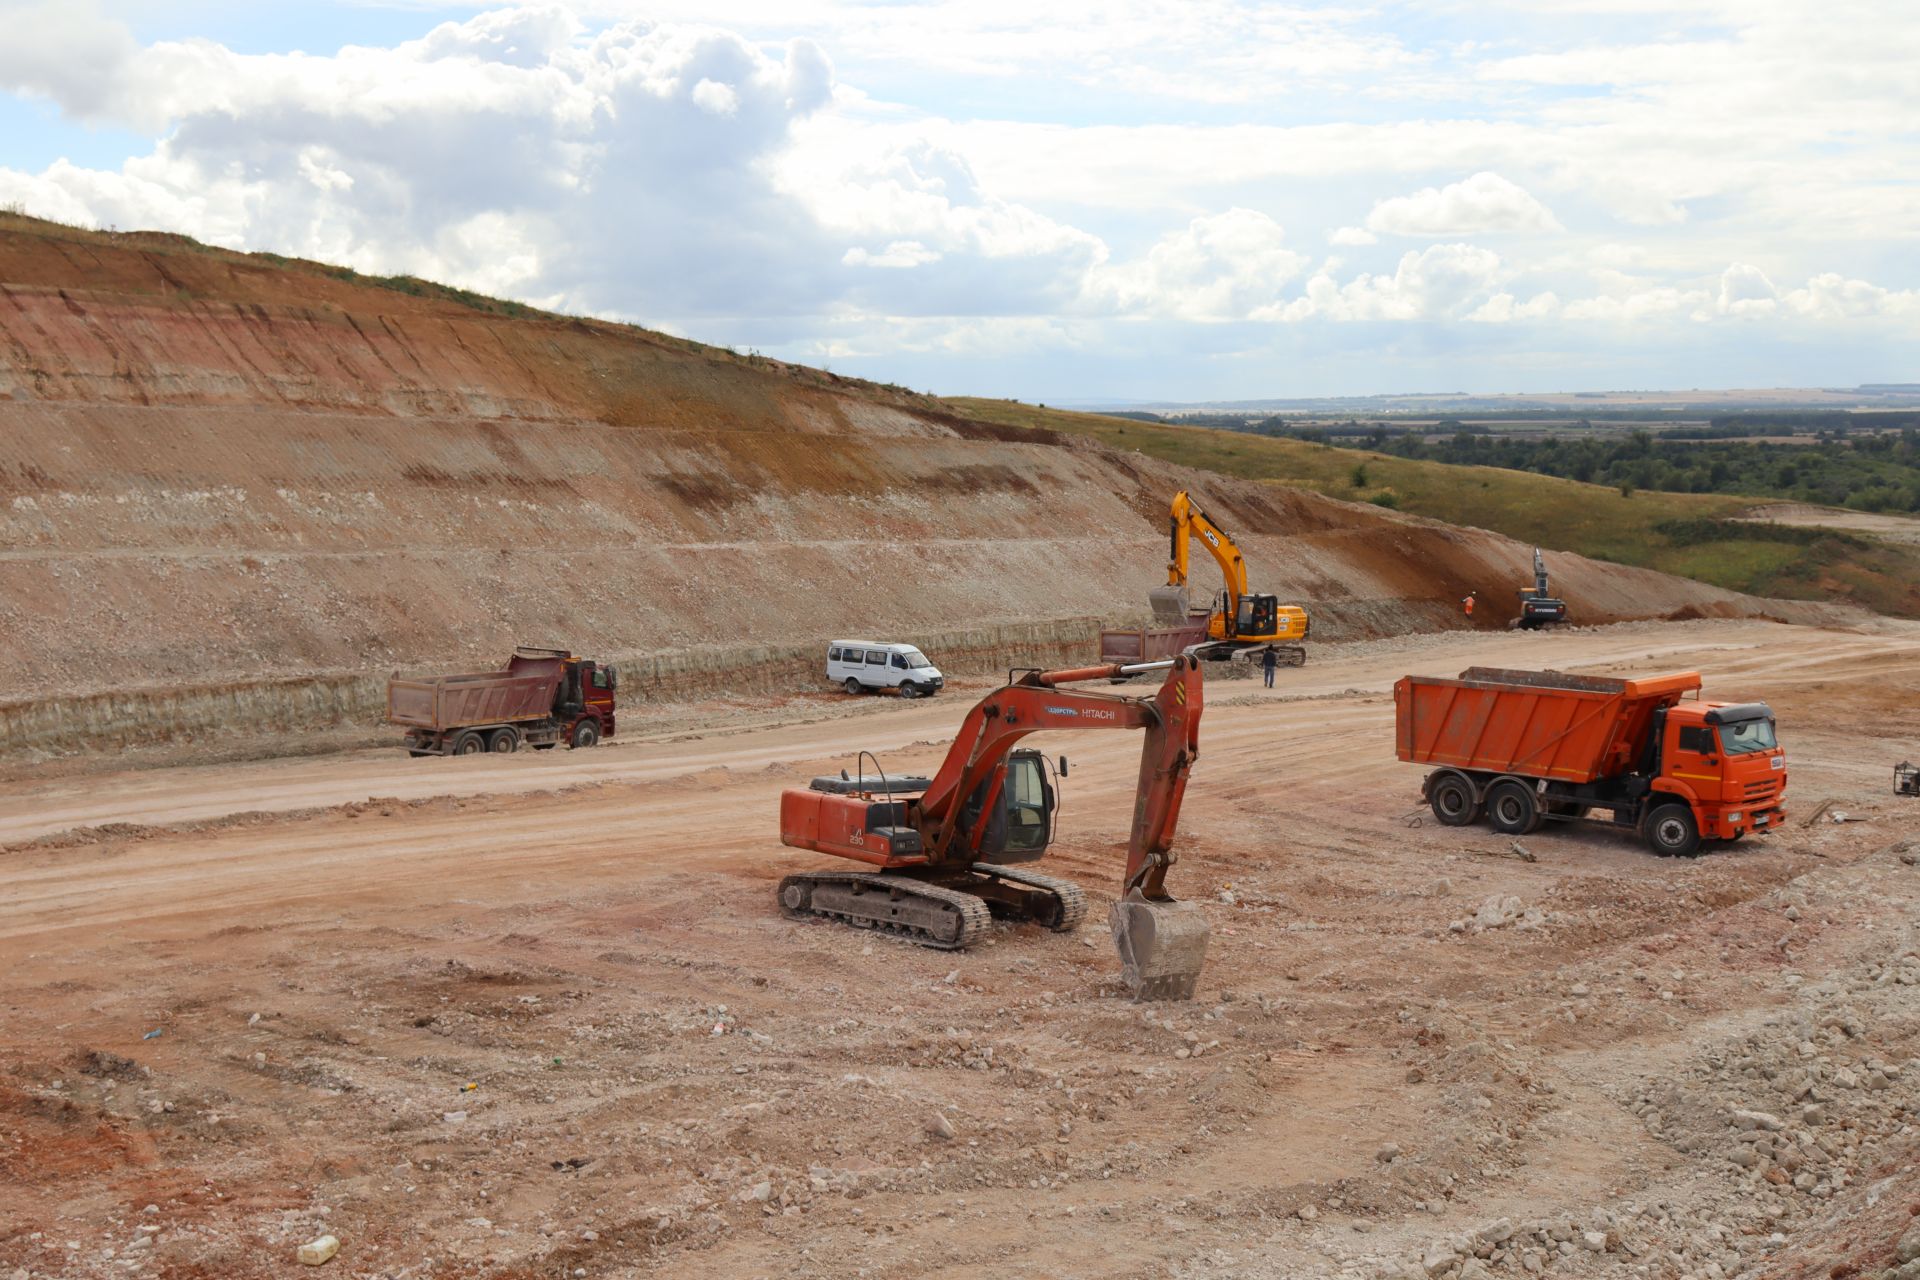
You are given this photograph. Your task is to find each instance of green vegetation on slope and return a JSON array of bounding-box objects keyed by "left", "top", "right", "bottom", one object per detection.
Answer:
[
  {"left": 1255, "top": 422, "right": 1920, "bottom": 514},
  {"left": 944, "top": 398, "right": 1920, "bottom": 618}
]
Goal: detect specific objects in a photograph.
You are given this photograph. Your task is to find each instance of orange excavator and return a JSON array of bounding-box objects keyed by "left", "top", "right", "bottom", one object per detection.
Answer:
[{"left": 776, "top": 656, "right": 1211, "bottom": 999}]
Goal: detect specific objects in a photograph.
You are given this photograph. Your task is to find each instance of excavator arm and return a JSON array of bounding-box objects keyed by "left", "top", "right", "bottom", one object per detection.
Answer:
[
  {"left": 917, "top": 657, "right": 1202, "bottom": 897},
  {"left": 1166, "top": 490, "right": 1252, "bottom": 601},
  {"left": 917, "top": 656, "right": 1210, "bottom": 998}
]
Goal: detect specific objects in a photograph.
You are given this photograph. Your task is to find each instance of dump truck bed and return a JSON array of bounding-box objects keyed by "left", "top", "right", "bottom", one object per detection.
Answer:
[
  {"left": 386, "top": 652, "right": 566, "bottom": 731},
  {"left": 1394, "top": 666, "right": 1701, "bottom": 784},
  {"left": 1099, "top": 622, "right": 1208, "bottom": 666}
]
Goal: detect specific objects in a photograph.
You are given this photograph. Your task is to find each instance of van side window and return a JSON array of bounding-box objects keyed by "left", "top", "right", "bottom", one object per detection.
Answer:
[
  {"left": 828, "top": 647, "right": 841, "bottom": 662},
  {"left": 866, "top": 651, "right": 885, "bottom": 665},
  {"left": 1678, "top": 726, "right": 1713, "bottom": 753},
  {"left": 892, "top": 654, "right": 908, "bottom": 669},
  {"left": 843, "top": 649, "right": 861, "bottom": 663}
]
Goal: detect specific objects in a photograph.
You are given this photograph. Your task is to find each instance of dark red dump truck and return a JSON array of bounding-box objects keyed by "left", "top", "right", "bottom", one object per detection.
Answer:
[
  {"left": 1395, "top": 666, "right": 1786, "bottom": 856},
  {"left": 388, "top": 646, "right": 617, "bottom": 756}
]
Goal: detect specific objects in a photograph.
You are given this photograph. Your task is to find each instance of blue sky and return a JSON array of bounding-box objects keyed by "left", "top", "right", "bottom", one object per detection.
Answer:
[{"left": 1, "top": 0, "right": 1914, "bottom": 401}]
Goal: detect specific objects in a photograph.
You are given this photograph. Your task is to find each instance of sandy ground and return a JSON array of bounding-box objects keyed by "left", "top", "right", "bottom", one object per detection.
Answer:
[{"left": 5, "top": 618, "right": 1920, "bottom": 1280}]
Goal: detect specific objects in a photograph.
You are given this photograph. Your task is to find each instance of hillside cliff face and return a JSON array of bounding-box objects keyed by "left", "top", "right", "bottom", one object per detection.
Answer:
[{"left": 0, "top": 216, "right": 1834, "bottom": 752}]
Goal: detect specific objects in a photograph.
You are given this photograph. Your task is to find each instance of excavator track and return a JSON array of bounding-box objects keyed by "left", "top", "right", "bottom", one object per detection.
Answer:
[
  {"left": 972, "top": 863, "right": 1087, "bottom": 932},
  {"left": 777, "top": 870, "right": 992, "bottom": 950}
]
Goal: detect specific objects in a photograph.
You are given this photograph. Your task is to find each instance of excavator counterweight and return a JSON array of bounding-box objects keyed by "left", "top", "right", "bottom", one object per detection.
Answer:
[{"left": 776, "top": 656, "right": 1210, "bottom": 999}]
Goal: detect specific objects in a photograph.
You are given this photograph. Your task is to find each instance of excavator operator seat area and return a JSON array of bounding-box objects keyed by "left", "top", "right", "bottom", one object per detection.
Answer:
[
  {"left": 1236, "top": 594, "right": 1280, "bottom": 639},
  {"left": 964, "top": 750, "right": 1058, "bottom": 865}
]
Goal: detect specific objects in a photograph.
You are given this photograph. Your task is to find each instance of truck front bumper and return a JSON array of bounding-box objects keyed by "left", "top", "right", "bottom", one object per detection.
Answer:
[{"left": 1710, "top": 805, "right": 1785, "bottom": 839}]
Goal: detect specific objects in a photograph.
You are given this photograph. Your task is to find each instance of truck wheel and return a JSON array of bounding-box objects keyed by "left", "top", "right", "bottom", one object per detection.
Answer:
[
  {"left": 1486, "top": 780, "right": 1539, "bottom": 835},
  {"left": 844, "top": 678, "right": 863, "bottom": 695},
  {"left": 569, "top": 720, "right": 600, "bottom": 749},
  {"left": 451, "top": 731, "right": 485, "bottom": 757},
  {"left": 1428, "top": 773, "right": 1478, "bottom": 827},
  {"left": 488, "top": 728, "right": 520, "bottom": 754},
  {"left": 1645, "top": 805, "right": 1701, "bottom": 857}
]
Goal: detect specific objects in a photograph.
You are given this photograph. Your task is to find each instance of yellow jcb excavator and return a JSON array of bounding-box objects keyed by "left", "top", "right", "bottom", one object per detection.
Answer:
[{"left": 1148, "top": 490, "right": 1310, "bottom": 666}]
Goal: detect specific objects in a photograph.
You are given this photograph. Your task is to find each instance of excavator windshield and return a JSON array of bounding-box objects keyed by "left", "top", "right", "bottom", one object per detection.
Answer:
[
  {"left": 1004, "top": 753, "right": 1052, "bottom": 853},
  {"left": 1234, "top": 595, "right": 1278, "bottom": 638}
]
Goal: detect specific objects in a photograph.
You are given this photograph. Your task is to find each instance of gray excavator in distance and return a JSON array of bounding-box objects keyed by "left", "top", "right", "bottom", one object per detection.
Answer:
[{"left": 1513, "top": 548, "right": 1569, "bottom": 630}]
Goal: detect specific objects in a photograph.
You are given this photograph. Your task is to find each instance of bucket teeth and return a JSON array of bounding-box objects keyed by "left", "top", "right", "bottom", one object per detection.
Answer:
[{"left": 1110, "top": 891, "right": 1209, "bottom": 1001}]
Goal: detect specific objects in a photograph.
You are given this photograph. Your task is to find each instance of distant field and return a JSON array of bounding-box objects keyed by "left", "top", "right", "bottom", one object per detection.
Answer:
[{"left": 945, "top": 397, "right": 1920, "bottom": 618}]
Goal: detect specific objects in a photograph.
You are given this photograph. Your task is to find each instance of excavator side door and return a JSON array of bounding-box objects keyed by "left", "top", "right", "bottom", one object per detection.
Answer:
[{"left": 961, "top": 749, "right": 1056, "bottom": 864}]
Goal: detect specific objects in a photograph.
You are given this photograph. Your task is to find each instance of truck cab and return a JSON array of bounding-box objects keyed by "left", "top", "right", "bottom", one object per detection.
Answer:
[{"left": 1656, "top": 702, "right": 1786, "bottom": 841}]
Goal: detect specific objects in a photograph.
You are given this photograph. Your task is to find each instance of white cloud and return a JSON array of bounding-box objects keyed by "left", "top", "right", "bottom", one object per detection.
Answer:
[
  {"left": 1714, "top": 262, "right": 1778, "bottom": 317},
  {"left": 1267, "top": 243, "right": 1506, "bottom": 323},
  {"left": 1, "top": 1, "right": 1917, "bottom": 396},
  {"left": 1365, "top": 172, "right": 1561, "bottom": 237},
  {"left": 1782, "top": 273, "right": 1920, "bottom": 322},
  {"left": 1088, "top": 208, "right": 1308, "bottom": 322},
  {"left": 1467, "top": 291, "right": 1560, "bottom": 324}
]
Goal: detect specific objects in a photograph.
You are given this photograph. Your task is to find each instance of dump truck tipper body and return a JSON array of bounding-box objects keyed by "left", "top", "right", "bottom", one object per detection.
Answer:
[
  {"left": 388, "top": 646, "right": 617, "bottom": 756},
  {"left": 1099, "top": 622, "right": 1208, "bottom": 667},
  {"left": 1395, "top": 666, "right": 1786, "bottom": 856}
]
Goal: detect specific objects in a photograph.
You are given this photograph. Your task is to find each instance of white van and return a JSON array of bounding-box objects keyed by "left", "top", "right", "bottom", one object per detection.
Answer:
[{"left": 827, "top": 640, "right": 945, "bottom": 698}]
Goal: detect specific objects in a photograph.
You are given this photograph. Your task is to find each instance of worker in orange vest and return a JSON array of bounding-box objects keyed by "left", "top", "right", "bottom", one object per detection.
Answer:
[{"left": 1462, "top": 592, "right": 1476, "bottom": 618}]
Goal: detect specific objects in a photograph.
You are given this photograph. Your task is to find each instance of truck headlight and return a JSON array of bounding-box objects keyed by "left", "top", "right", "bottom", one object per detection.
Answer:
[{"left": 1726, "top": 812, "right": 1742, "bottom": 824}]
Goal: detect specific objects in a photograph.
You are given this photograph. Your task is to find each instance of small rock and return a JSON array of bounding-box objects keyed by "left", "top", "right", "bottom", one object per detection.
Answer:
[
  {"left": 927, "top": 1113, "right": 956, "bottom": 1140},
  {"left": 943, "top": 970, "right": 960, "bottom": 985},
  {"left": 1897, "top": 1222, "right": 1920, "bottom": 1263},
  {"left": 297, "top": 1234, "right": 340, "bottom": 1266},
  {"left": 1570, "top": 983, "right": 1590, "bottom": 997},
  {"left": 1296, "top": 1204, "right": 1318, "bottom": 1222},
  {"left": 442, "top": 1111, "right": 467, "bottom": 1124},
  {"left": 740, "top": 1181, "right": 772, "bottom": 1204},
  {"left": 1733, "top": 1109, "right": 1784, "bottom": 1131},
  {"left": 1423, "top": 1242, "right": 1458, "bottom": 1276},
  {"left": 1784, "top": 905, "right": 1800, "bottom": 921},
  {"left": 1376, "top": 1143, "right": 1401, "bottom": 1163},
  {"left": 1581, "top": 1230, "right": 1606, "bottom": 1252}
]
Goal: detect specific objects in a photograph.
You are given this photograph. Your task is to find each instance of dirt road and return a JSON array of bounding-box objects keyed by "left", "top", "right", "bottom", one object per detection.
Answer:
[{"left": 5, "top": 618, "right": 1920, "bottom": 1280}]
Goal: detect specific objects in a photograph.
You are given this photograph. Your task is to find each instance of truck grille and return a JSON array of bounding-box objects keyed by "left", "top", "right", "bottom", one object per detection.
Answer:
[{"left": 1744, "top": 780, "right": 1779, "bottom": 800}]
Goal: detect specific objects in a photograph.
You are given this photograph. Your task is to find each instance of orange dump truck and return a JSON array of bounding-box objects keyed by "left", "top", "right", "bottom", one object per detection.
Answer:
[{"left": 1395, "top": 667, "right": 1786, "bottom": 856}]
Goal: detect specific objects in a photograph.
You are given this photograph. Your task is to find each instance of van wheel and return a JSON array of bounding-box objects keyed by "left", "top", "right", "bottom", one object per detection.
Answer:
[
  {"left": 1486, "top": 780, "right": 1538, "bottom": 835},
  {"left": 569, "top": 720, "right": 600, "bottom": 749},
  {"left": 451, "top": 731, "right": 485, "bottom": 757},
  {"left": 1428, "top": 773, "right": 1478, "bottom": 827},
  {"left": 1645, "top": 805, "right": 1701, "bottom": 857},
  {"left": 844, "top": 678, "right": 863, "bottom": 695},
  {"left": 900, "top": 684, "right": 920, "bottom": 699}
]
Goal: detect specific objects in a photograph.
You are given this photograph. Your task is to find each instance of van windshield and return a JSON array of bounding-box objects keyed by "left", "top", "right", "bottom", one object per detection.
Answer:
[
  {"left": 904, "top": 650, "right": 932, "bottom": 669},
  {"left": 1718, "top": 718, "right": 1777, "bottom": 755}
]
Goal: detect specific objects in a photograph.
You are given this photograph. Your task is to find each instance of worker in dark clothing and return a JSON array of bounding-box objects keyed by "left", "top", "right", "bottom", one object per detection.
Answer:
[{"left": 1261, "top": 645, "right": 1278, "bottom": 688}]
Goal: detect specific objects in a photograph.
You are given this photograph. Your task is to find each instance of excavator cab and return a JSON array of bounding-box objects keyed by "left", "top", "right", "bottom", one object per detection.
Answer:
[
  {"left": 961, "top": 749, "right": 1056, "bottom": 864},
  {"left": 1233, "top": 593, "right": 1280, "bottom": 640}
]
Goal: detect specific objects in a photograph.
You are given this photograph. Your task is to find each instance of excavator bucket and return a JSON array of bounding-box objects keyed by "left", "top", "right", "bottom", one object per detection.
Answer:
[
  {"left": 1110, "top": 891, "right": 1210, "bottom": 1000},
  {"left": 1148, "top": 584, "right": 1192, "bottom": 626}
]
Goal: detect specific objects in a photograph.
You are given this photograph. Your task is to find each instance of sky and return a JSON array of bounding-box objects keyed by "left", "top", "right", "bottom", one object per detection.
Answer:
[{"left": 0, "top": 0, "right": 1915, "bottom": 402}]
